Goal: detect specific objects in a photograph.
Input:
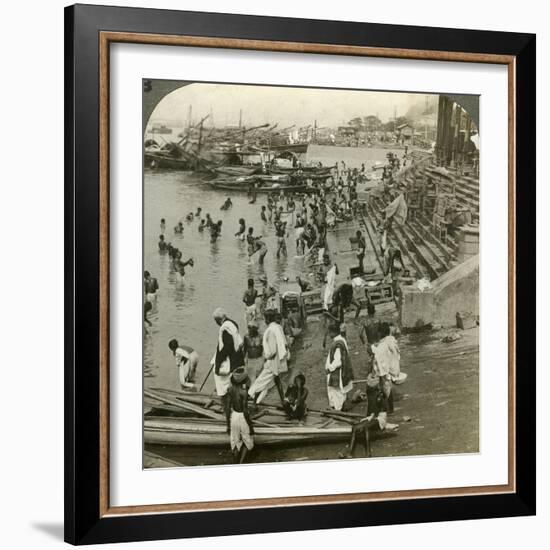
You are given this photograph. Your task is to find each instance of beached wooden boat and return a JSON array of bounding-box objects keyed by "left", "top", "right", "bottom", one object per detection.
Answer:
[
  {"left": 145, "top": 416, "right": 350, "bottom": 447},
  {"left": 144, "top": 388, "right": 353, "bottom": 447}
]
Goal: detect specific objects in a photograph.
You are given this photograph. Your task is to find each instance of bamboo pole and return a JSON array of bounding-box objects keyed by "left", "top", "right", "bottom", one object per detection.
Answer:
[{"left": 144, "top": 390, "right": 224, "bottom": 421}]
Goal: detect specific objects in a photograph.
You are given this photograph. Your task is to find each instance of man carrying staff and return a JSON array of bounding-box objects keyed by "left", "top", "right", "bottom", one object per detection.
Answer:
[
  {"left": 225, "top": 367, "right": 254, "bottom": 464},
  {"left": 211, "top": 308, "right": 245, "bottom": 402},
  {"left": 248, "top": 310, "right": 288, "bottom": 404},
  {"left": 325, "top": 322, "right": 354, "bottom": 411}
]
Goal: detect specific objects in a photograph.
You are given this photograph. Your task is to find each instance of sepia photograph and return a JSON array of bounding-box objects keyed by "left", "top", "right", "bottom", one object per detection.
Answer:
[{"left": 142, "top": 81, "right": 480, "bottom": 469}]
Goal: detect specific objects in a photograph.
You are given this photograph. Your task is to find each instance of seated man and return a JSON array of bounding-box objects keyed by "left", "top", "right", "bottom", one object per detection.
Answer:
[
  {"left": 340, "top": 384, "right": 398, "bottom": 458},
  {"left": 283, "top": 373, "right": 308, "bottom": 420}
]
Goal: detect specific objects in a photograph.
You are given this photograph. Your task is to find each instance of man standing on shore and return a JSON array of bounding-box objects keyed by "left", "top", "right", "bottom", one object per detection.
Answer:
[
  {"left": 225, "top": 367, "right": 254, "bottom": 464},
  {"left": 248, "top": 310, "right": 287, "bottom": 404},
  {"left": 211, "top": 308, "right": 245, "bottom": 400},
  {"left": 325, "top": 323, "right": 354, "bottom": 411}
]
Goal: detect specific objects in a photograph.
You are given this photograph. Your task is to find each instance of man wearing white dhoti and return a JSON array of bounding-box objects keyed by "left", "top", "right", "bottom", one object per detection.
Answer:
[
  {"left": 248, "top": 310, "right": 287, "bottom": 404},
  {"left": 211, "top": 308, "right": 245, "bottom": 399},
  {"left": 325, "top": 323, "right": 354, "bottom": 411},
  {"left": 323, "top": 256, "right": 338, "bottom": 311},
  {"left": 372, "top": 322, "right": 405, "bottom": 414}
]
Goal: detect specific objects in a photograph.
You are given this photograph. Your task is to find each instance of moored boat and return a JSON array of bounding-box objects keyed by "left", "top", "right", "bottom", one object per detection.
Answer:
[
  {"left": 144, "top": 416, "right": 351, "bottom": 447},
  {"left": 144, "top": 388, "right": 353, "bottom": 448}
]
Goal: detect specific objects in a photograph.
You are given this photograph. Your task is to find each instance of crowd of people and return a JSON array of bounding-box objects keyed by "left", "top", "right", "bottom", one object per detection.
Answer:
[{"left": 145, "top": 155, "right": 412, "bottom": 462}]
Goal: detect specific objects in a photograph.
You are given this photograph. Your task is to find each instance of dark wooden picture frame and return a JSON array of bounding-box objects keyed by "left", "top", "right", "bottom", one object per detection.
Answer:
[{"left": 65, "top": 4, "right": 536, "bottom": 545}]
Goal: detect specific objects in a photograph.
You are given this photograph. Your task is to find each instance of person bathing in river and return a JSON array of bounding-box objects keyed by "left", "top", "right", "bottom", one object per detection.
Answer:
[
  {"left": 143, "top": 300, "right": 153, "bottom": 327},
  {"left": 267, "top": 195, "right": 274, "bottom": 222},
  {"left": 260, "top": 205, "right": 267, "bottom": 222},
  {"left": 275, "top": 219, "right": 288, "bottom": 259},
  {"left": 234, "top": 218, "right": 246, "bottom": 241},
  {"left": 185, "top": 212, "right": 194, "bottom": 222},
  {"left": 247, "top": 228, "right": 268, "bottom": 265},
  {"left": 174, "top": 254, "right": 194, "bottom": 282},
  {"left": 144, "top": 271, "right": 159, "bottom": 302},
  {"left": 198, "top": 219, "right": 206, "bottom": 232},
  {"left": 283, "top": 372, "right": 308, "bottom": 420},
  {"left": 220, "top": 197, "right": 233, "bottom": 211},
  {"left": 242, "top": 278, "right": 258, "bottom": 325},
  {"left": 205, "top": 213, "right": 213, "bottom": 228},
  {"left": 174, "top": 221, "right": 184, "bottom": 234},
  {"left": 158, "top": 234, "right": 167, "bottom": 252},
  {"left": 294, "top": 213, "right": 306, "bottom": 255},
  {"left": 225, "top": 367, "right": 254, "bottom": 464},
  {"left": 168, "top": 339, "right": 199, "bottom": 388},
  {"left": 195, "top": 206, "right": 202, "bottom": 218},
  {"left": 210, "top": 220, "right": 222, "bottom": 243},
  {"left": 160, "top": 218, "right": 166, "bottom": 234}
]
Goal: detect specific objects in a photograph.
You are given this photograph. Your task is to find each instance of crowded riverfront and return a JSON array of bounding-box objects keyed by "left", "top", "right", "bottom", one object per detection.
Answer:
[{"left": 143, "top": 88, "right": 480, "bottom": 468}]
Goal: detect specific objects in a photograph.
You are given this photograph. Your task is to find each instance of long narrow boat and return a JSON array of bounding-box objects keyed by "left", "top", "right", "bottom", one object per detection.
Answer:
[
  {"left": 145, "top": 416, "right": 350, "bottom": 447},
  {"left": 207, "top": 179, "right": 320, "bottom": 194},
  {"left": 144, "top": 388, "right": 353, "bottom": 447}
]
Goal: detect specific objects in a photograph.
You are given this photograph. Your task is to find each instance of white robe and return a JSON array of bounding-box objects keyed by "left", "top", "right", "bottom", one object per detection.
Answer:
[
  {"left": 323, "top": 265, "right": 337, "bottom": 310},
  {"left": 248, "top": 322, "right": 288, "bottom": 403},
  {"left": 325, "top": 335, "right": 353, "bottom": 410},
  {"left": 211, "top": 319, "right": 243, "bottom": 396}
]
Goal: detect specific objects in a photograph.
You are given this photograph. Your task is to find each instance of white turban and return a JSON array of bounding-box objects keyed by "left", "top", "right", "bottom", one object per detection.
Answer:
[{"left": 212, "top": 307, "right": 227, "bottom": 320}]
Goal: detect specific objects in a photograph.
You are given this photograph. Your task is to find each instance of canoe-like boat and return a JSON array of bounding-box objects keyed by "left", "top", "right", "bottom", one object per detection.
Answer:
[
  {"left": 214, "top": 165, "right": 261, "bottom": 177},
  {"left": 145, "top": 416, "right": 350, "bottom": 447},
  {"left": 207, "top": 180, "right": 320, "bottom": 194},
  {"left": 144, "top": 388, "right": 353, "bottom": 448},
  {"left": 144, "top": 151, "right": 192, "bottom": 170}
]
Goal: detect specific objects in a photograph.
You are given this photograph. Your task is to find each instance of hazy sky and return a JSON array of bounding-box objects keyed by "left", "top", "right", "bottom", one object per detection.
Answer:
[{"left": 149, "top": 82, "right": 437, "bottom": 129}]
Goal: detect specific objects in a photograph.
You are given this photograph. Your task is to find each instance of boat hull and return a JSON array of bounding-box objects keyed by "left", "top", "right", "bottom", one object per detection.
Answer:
[{"left": 144, "top": 418, "right": 350, "bottom": 447}]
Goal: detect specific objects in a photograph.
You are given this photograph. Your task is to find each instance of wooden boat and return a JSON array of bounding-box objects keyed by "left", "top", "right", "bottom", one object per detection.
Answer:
[
  {"left": 144, "top": 388, "right": 353, "bottom": 448},
  {"left": 207, "top": 179, "right": 320, "bottom": 194},
  {"left": 145, "top": 416, "right": 351, "bottom": 446},
  {"left": 214, "top": 165, "right": 261, "bottom": 177},
  {"left": 144, "top": 151, "right": 192, "bottom": 170}
]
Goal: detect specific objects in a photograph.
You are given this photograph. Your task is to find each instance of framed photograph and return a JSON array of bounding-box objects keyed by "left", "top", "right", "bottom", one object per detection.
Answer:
[{"left": 65, "top": 4, "right": 536, "bottom": 545}]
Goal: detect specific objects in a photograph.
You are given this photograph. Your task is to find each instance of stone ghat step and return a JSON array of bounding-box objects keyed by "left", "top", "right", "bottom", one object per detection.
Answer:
[{"left": 370, "top": 197, "right": 447, "bottom": 281}]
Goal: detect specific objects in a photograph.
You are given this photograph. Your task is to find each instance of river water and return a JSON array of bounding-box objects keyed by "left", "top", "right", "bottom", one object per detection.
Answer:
[
  {"left": 143, "top": 145, "right": 403, "bottom": 393},
  {"left": 143, "top": 144, "right": 479, "bottom": 465}
]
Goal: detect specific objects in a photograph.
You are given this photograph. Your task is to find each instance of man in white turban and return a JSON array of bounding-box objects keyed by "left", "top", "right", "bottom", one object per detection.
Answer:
[{"left": 211, "top": 308, "right": 245, "bottom": 398}]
